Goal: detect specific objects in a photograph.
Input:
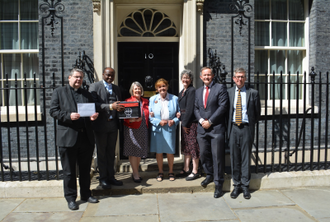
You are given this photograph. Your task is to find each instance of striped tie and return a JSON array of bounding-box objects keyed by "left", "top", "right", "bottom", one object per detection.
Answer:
[{"left": 235, "top": 89, "right": 242, "bottom": 126}]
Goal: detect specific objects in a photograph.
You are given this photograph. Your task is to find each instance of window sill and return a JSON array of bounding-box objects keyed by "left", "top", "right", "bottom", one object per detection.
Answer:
[
  {"left": 261, "top": 105, "right": 319, "bottom": 116},
  {"left": 0, "top": 106, "right": 42, "bottom": 122}
]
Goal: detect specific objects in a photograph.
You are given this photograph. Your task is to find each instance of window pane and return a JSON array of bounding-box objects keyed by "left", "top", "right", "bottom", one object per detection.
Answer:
[
  {"left": 23, "top": 53, "right": 39, "bottom": 78},
  {"left": 288, "top": 50, "right": 303, "bottom": 74},
  {"left": 20, "top": 0, "right": 38, "bottom": 20},
  {"left": 26, "top": 81, "right": 39, "bottom": 105},
  {"left": 0, "top": 0, "right": 18, "bottom": 20},
  {"left": 255, "top": 22, "right": 269, "bottom": 46},
  {"left": 289, "top": 0, "right": 304, "bottom": 20},
  {"left": 255, "top": 50, "right": 268, "bottom": 74},
  {"left": 272, "top": 22, "right": 287, "bottom": 46},
  {"left": 270, "top": 50, "right": 285, "bottom": 74},
  {"left": 255, "top": 0, "right": 269, "bottom": 19},
  {"left": 289, "top": 76, "right": 303, "bottom": 99},
  {"left": 3, "top": 54, "right": 21, "bottom": 79},
  {"left": 0, "top": 23, "right": 19, "bottom": 49},
  {"left": 258, "top": 76, "right": 267, "bottom": 100},
  {"left": 270, "top": 76, "right": 286, "bottom": 99},
  {"left": 21, "top": 22, "right": 38, "bottom": 49},
  {"left": 289, "top": 23, "right": 304, "bottom": 47},
  {"left": 271, "top": 0, "right": 287, "bottom": 20},
  {"left": 4, "top": 81, "right": 22, "bottom": 106}
]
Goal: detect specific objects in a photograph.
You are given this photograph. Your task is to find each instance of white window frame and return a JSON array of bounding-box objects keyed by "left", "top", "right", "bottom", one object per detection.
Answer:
[
  {"left": 0, "top": 0, "right": 41, "bottom": 122},
  {"left": 254, "top": 0, "right": 311, "bottom": 115}
]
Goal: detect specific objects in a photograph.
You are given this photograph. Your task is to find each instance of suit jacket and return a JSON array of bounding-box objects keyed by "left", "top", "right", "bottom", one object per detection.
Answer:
[
  {"left": 227, "top": 85, "right": 261, "bottom": 141},
  {"left": 89, "top": 81, "right": 122, "bottom": 132},
  {"left": 194, "top": 81, "right": 229, "bottom": 134},
  {"left": 123, "top": 96, "right": 149, "bottom": 129},
  {"left": 49, "top": 85, "right": 96, "bottom": 147},
  {"left": 178, "top": 84, "right": 197, "bottom": 127}
]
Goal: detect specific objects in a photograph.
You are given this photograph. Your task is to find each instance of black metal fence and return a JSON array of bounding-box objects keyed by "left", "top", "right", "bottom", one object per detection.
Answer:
[{"left": 0, "top": 68, "right": 329, "bottom": 181}]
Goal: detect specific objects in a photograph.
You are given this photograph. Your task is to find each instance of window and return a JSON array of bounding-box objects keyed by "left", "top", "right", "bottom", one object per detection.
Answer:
[
  {"left": 0, "top": 0, "right": 39, "bottom": 108},
  {"left": 254, "top": 0, "right": 307, "bottom": 102}
]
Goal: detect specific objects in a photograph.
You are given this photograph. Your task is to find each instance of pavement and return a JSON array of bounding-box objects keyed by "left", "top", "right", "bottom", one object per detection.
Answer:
[{"left": 1, "top": 186, "right": 330, "bottom": 222}]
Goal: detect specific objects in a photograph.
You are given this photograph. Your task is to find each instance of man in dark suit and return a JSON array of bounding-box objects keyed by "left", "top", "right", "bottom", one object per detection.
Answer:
[
  {"left": 50, "top": 68, "right": 99, "bottom": 210},
  {"left": 194, "top": 67, "right": 229, "bottom": 198},
  {"left": 227, "top": 67, "right": 261, "bottom": 199},
  {"left": 89, "top": 67, "right": 125, "bottom": 189}
]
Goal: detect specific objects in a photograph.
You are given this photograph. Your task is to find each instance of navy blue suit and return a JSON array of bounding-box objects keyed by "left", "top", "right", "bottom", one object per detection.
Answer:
[{"left": 194, "top": 81, "right": 228, "bottom": 185}]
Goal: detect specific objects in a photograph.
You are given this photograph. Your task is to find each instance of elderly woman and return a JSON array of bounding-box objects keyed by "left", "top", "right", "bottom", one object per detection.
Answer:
[
  {"left": 176, "top": 70, "right": 200, "bottom": 181},
  {"left": 123, "top": 82, "right": 149, "bottom": 183},
  {"left": 149, "top": 78, "right": 180, "bottom": 182}
]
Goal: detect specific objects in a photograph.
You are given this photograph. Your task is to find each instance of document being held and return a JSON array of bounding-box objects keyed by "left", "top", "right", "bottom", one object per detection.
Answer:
[{"left": 77, "top": 103, "right": 96, "bottom": 117}]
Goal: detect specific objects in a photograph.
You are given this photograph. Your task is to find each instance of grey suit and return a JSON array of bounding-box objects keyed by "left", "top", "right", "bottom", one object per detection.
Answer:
[
  {"left": 89, "top": 81, "right": 122, "bottom": 182},
  {"left": 227, "top": 85, "right": 261, "bottom": 187},
  {"left": 194, "top": 81, "right": 228, "bottom": 185},
  {"left": 49, "top": 85, "right": 96, "bottom": 202}
]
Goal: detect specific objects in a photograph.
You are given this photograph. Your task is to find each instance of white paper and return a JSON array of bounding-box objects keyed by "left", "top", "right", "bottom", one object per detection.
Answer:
[{"left": 77, "top": 103, "right": 95, "bottom": 117}]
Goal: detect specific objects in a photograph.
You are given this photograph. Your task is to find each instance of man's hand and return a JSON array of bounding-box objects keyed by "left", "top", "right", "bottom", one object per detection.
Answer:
[
  {"left": 159, "top": 120, "right": 168, "bottom": 126},
  {"left": 112, "top": 101, "right": 125, "bottom": 112},
  {"left": 201, "top": 120, "right": 211, "bottom": 129},
  {"left": 70, "top": 112, "right": 80, "bottom": 120},
  {"left": 90, "top": 112, "right": 99, "bottom": 121},
  {"left": 168, "top": 119, "right": 174, "bottom": 127},
  {"left": 183, "top": 126, "right": 190, "bottom": 134}
]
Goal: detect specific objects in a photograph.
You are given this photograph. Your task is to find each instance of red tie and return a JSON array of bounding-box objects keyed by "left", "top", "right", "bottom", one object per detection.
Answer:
[{"left": 204, "top": 86, "right": 209, "bottom": 108}]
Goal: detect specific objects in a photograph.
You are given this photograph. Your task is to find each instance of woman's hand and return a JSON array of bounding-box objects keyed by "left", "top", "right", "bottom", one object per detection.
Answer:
[
  {"left": 159, "top": 120, "right": 168, "bottom": 126},
  {"left": 150, "top": 112, "right": 154, "bottom": 117},
  {"left": 168, "top": 119, "right": 174, "bottom": 127},
  {"left": 183, "top": 126, "right": 190, "bottom": 134},
  {"left": 176, "top": 112, "right": 181, "bottom": 118}
]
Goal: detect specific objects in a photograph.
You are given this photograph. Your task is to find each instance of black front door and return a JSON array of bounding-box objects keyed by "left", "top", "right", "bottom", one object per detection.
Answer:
[
  {"left": 118, "top": 42, "right": 179, "bottom": 99},
  {"left": 118, "top": 42, "right": 180, "bottom": 159}
]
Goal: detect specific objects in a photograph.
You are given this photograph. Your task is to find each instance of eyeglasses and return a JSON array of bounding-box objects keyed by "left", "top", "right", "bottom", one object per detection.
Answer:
[
  {"left": 72, "top": 76, "right": 83, "bottom": 79},
  {"left": 234, "top": 76, "right": 245, "bottom": 79}
]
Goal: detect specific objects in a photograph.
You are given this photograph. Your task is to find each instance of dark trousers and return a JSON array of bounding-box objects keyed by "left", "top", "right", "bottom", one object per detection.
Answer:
[
  {"left": 197, "top": 131, "right": 225, "bottom": 186},
  {"left": 59, "top": 130, "right": 94, "bottom": 202},
  {"left": 229, "top": 124, "right": 252, "bottom": 187},
  {"left": 94, "top": 128, "right": 118, "bottom": 182}
]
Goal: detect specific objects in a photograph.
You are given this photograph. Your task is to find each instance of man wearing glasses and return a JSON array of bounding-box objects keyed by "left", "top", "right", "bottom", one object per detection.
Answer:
[
  {"left": 50, "top": 68, "right": 100, "bottom": 210},
  {"left": 227, "top": 67, "right": 261, "bottom": 199}
]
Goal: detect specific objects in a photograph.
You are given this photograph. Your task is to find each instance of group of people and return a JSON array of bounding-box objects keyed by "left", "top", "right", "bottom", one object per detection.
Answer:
[{"left": 49, "top": 66, "right": 260, "bottom": 211}]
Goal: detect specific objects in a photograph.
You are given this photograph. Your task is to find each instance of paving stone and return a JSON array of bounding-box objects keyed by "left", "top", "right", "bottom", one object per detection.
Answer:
[
  {"left": 13, "top": 198, "right": 88, "bottom": 212},
  {"left": 223, "top": 190, "right": 294, "bottom": 209},
  {"left": 0, "top": 199, "right": 24, "bottom": 221},
  {"left": 281, "top": 187, "right": 330, "bottom": 221},
  {"left": 80, "top": 215, "right": 159, "bottom": 222},
  {"left": 157, "top": 192, "right": 237, "bottom": 221},
  {"left": 2, "top": 212, "right": 83, "bottom": 222},
  {"left": 234, "top": 207, "right": 315, "bottom": 222},
  {"left": 84, "top": 194, "right": 158, "bottom": 217}
]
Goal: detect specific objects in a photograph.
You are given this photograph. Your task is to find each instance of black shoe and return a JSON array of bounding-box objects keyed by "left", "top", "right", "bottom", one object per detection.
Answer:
[
  {"left": 185, "top": 172, "right": 199, "bottom": 181},
  {"left": 109, "top": 178, "right": 123, "bottom": 186},
  {"left": 81, "top": 196, "right": 99, "bottom": 203},
  {"left": 201, "top": 175, "right": 213, "bottom": 187},
  {"left": 99, "top": 180, "right": 111, "bottom": 189},
  {"left": 132, "top": 175, "right": 142, "bottom": 183},
  {"left": 68, "top": 201, "right": 79, "bottom": 210},
  {"left": 230, "top": 186, "right": 241, "bottom": 199},
  {"left": 176, "top": 169, "right": 190, "bottom": 178},
  {"left": 214, "top": 185, "right": 224, "bottom": 198},
  {"left": 242, "top": 187, "right": 251, "bottom": 199}
]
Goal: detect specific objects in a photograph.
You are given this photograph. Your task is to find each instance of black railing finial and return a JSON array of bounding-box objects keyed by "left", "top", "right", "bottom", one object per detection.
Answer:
[{"left": 310, "top": 67, "right": 317, "bottom": 83}]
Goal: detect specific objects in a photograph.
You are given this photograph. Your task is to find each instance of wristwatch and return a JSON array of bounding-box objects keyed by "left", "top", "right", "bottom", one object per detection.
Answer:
[
  {"left": 109, "top": 104, "right": 113, "bottom": 110},
  {"left": 208, "top": 119, "right": 213, "bottom": 125}
]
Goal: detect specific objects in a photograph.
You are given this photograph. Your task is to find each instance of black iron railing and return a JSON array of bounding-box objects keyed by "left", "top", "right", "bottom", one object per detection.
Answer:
[{"left": 0, "top": 68, "right": 329, "bottom": 181}]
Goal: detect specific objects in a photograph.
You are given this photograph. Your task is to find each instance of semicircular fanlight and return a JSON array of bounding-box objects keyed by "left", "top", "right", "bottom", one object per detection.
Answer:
[{"left": 119, "top": 8, "right": 178, "bottom": 37}]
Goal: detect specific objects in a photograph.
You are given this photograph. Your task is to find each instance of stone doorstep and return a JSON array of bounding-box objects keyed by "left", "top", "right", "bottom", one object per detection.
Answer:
[{"left": 1, "top": 169, "right": 330, "bottom": 198}]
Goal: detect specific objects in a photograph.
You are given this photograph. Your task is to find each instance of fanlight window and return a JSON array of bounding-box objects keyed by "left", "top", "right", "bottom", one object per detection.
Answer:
[{"left": 119, "top": 8, "right": 178, "bottom": 37}]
